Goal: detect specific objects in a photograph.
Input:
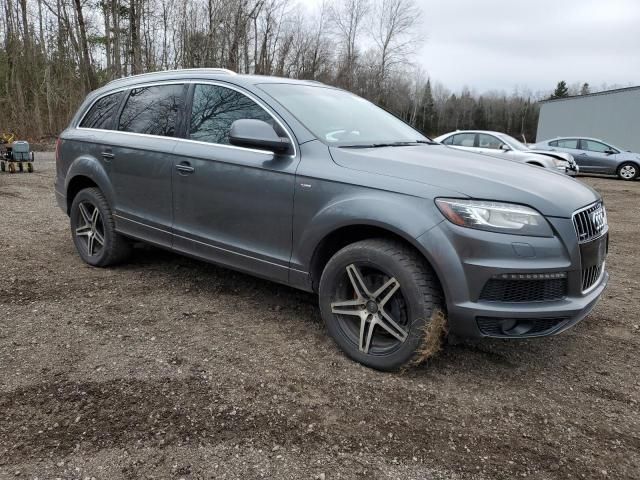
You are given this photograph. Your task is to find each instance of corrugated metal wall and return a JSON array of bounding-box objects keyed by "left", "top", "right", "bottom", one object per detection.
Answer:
[{"left": 536, "top": 87, "right": 640, "bottom": 152}]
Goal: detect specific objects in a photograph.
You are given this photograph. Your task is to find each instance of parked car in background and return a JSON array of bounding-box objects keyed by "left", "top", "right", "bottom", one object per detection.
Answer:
[
  {"left": 532, "top": 137, "right": 640, "bottom": 180},
  {"left": 435, "top": 130, "right": 578, "bottom": 175},
  {"left": 55, "top": 69, "right": 608, "bottom": 371}
]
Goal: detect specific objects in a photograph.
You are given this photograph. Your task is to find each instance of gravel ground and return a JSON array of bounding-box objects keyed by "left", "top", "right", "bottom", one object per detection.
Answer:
[{"left": 1, "top": 154, "right": 639, "bottom": 479}]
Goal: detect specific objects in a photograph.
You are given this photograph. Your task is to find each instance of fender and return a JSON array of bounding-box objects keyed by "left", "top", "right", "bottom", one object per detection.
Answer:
[
  {"left": 292, "top": 192, "right": 444, "bottom": 275},
  {"left": 65, "top": 156, "right": 115, "bottom": 211}
]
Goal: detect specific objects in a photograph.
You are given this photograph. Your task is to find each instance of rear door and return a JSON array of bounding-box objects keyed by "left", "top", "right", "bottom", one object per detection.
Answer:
[
  {"left": 171, "top": 82, "right": 300, "bottom": 282},
  {"left": 105, "top": 83, "right": 187, "bottom": 247},
  {"left": 550, "top": 138, "right": 587, "bottom": 170}
]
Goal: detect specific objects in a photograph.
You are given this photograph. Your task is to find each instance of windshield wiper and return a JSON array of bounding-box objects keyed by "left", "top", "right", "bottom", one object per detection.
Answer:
[{"left": 341, "top": 140, "right": 436, "bottom": 149}]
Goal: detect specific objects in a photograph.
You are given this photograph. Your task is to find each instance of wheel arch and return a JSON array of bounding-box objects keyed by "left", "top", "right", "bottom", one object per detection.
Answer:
[
  {"left": 308, "top": 223, "right": 444, "bottom": 298},
  {"left": 64, "top": 157, "right": 115, "bottom": 214},
  {"left": 617, "top": 159, "right": 639, "bottom": 174}
]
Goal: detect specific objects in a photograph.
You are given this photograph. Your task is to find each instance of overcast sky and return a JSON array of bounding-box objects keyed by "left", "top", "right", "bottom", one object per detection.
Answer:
[{"left": 301, "top": 0, "right": 640, "bottom": 94}]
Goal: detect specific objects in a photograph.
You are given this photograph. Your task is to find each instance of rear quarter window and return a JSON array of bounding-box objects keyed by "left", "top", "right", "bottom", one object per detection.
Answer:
[{"left": 79, "top": 92, "right": 123, "bottom": 130}]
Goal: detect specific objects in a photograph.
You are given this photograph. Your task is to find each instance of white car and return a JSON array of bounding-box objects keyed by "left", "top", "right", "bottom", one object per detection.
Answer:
[{"left": 434, "top": 130, "right": 578, "bottom": 175}]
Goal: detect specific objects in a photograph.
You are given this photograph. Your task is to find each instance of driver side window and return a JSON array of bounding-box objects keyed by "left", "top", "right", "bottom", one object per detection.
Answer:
[
  {"left": 450, "top": 133, "right": 476, "bottom": 147},
  {"left": 477, "top": 134, "right": 504, "bottom": 150},
  {"left": 582, "top": 140, "right": 615, "bottom": 153},
  {"left": 189, "top": 84, "right": 277, "bottom": 145}
]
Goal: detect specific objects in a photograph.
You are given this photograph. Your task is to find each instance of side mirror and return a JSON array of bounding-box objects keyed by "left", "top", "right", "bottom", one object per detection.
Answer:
[
  {"left": 604, "top": 149, "right": 616, "bottom": 155},
  {"left": 229, "top": 119, "right": 291, "bottom": 154},
  {"left": 500, "top": 144, "right": 511, "bottom": 151}
]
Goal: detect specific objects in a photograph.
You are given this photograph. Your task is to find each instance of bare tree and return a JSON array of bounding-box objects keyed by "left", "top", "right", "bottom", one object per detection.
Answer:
[
  {"left": 329, "top": 0, "right": 368, "bottom": 89},
  {"left": 369, "top": 0, "right": 422, "bottom": 101}
]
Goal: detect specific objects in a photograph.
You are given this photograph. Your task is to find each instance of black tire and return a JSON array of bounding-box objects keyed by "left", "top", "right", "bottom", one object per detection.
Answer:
[
  {"left": 319, "top": 238, "right": 443, "bottom": 371},
  {"left": 70, "top": 187, "right": 131, "bottom": 267},
  {"left": 617, "top": 162, "right": 638, "bottom": 181}
]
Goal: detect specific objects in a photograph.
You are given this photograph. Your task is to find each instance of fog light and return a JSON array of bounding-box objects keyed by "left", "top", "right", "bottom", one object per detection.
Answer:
[{"left": 500, "top": 319, "right": 517, "bottom": 333}]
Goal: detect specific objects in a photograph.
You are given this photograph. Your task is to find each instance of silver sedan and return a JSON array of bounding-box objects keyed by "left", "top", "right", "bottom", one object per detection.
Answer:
[
  {"left": 434, "top": 130, "right": 578, "bottom": 175},
  {"left": 532, "top": 137, "right": 639, "bottom": 181}
]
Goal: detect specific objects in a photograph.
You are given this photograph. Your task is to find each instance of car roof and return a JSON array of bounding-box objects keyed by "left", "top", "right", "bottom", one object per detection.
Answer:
[
  {"left": 93, "top": 68, "right": 328, "bottom": 96},
  {"left": 545, "top": 136, "right": 604, "bottom": 142},
  {"left": 441, "top": 130, "right": 511, "bottom": 137}
]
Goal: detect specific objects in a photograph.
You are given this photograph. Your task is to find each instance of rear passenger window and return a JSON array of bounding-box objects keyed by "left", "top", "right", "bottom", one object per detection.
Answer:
[
  {"left": 80, "top": 92, "right": 123, "bottom": 130},
  {"left": 189, "top": 84, "right": 275, "bottom": 145},
  {"left": 557, "top": 139, "right": 578, "bottom": 149},
  {"left": 118, "top": 84, "right": 185, "bottom": 137}
]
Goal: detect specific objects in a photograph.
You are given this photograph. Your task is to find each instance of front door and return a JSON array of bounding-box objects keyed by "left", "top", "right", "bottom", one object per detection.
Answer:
[
  {"left": 578, "top": 139, "right": 618, "bottom": 174},
  {"left": 171, "top": 83, "right": 300, "bottom": 283}
]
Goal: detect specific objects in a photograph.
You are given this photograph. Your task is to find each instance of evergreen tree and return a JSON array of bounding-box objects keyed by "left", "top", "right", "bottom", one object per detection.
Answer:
[
  {"left": 472, "top": 97, "right": 487, "bottom": 130},
  {"left": 416, "top": 79, "right": 435, "bottom": 135},
  {"left": 550, "top": 81, "right": 569, "bottom": 99},
  {"left": 580, "top": 82, "right": 591, "bottom": 95}
]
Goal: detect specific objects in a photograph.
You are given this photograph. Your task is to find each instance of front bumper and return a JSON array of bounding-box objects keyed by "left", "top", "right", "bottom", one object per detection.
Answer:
[
  {"left": 417, "top": 216, "right": 607, "bottom": 339},
  {"left": 558, "top": 163, "right": 579, "bottom": 176}
]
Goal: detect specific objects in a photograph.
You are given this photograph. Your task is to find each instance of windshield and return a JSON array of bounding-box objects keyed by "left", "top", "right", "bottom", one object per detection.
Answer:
[
  {"left": 258, "top": 83, "right": 429, "bottom": 147},
  {"left": 497, "top": 133, "right": 530, "bottom": 151}
]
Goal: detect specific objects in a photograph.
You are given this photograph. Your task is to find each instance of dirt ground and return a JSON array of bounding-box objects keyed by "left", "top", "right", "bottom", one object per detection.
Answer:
[{"left": 1, "top": 154, "right": 638, "bottom": 480}]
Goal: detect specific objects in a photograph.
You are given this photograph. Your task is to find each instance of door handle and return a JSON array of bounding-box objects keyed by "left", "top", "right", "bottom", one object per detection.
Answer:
[
  {"left": 176, "top": 162, "right": 195, "bottom": 174},
  {"left": 101, "top": 150, "right": 114, "bottom": 160}
]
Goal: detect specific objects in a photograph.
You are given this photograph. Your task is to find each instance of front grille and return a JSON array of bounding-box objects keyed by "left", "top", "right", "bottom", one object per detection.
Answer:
[
  {"left": 477, "top": 317, "right": 568, "bottom": 337},
  {"left": 479, "top": 278, "right": 567, "bottom": 303},
  {"left": 573, "top": 202, "right": 607, "bottom": 244},
  {"left": 582, "top": 263, "right": 604, "bottom": 291}
]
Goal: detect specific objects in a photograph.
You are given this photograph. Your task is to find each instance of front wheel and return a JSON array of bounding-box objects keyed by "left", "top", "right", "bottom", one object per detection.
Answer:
[
  {"left": 319, "top": 239, "right": 443, "bottom": 371},
  {"left": 617, "top": 162, "right": 638, "bottom": 181},
  {"left": 70, "top": 187, "right": 131, "bottom": 267}
]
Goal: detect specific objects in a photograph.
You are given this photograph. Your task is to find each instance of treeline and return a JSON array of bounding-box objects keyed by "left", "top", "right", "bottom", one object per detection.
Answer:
[{"left": 2, "top": 0, "right": 544, "bottom": 141}]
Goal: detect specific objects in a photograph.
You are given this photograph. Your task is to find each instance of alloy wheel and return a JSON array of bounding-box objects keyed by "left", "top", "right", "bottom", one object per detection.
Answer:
[
  {"left": 619, "top": 164, "right": 637, "bottom": 180},
  {"left": 330, "top": 263, "right": 409, "bottom": 355},
  {"left": 75, "top": 201, "right": 105, "bottom": 257}
]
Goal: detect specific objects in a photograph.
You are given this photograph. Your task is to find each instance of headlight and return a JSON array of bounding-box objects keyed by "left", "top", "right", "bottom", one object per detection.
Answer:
[
  {"left": 435, "top": 198, "right": 553, "bottom": 237},
  {"left": 553, "top": 159, "right": 568, "bottom": 167}
]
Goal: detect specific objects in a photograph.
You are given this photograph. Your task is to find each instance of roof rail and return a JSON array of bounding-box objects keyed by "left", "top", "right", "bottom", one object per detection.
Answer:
[{"left": 105, "top": 68, "right": 236, "bottom": 86}]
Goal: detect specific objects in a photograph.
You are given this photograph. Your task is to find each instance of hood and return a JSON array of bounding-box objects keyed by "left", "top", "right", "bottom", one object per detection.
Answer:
[{"left": 329, "top": 144, "right": 599, "bottom": 218}]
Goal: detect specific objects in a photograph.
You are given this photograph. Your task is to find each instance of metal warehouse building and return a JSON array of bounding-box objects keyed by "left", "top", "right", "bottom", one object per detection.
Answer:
[{"left": 536, "top": 86, "right": 640, "bottom": 152}]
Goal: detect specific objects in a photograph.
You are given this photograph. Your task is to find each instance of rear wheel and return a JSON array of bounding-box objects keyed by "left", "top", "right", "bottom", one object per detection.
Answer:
[
  {"left": 70, "top": 187, "right": 131, "bottom": 267},
  {"left": 319, "top": 239, "right": 442, "bottom": 371},
  {"left": 617, "top": 162, "right": 638, "bottom": 181}
]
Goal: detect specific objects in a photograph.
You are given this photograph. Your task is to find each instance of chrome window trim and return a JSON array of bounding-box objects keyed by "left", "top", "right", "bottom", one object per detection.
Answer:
[{"left": 75, "top": 79, "right": 297, "bottom": 158}]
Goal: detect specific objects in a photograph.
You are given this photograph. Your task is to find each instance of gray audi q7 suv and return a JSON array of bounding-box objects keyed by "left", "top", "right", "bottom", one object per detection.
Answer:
[{"left": 55, "top": 69, "right": 609, "bottom": 371}]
